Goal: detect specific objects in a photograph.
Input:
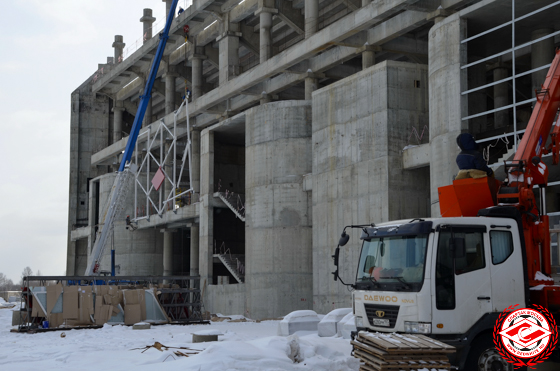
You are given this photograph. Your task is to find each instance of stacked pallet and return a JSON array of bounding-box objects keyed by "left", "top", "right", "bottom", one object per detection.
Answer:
[{"left": 351, "top": 331, "right": 456, "bottom": 371}]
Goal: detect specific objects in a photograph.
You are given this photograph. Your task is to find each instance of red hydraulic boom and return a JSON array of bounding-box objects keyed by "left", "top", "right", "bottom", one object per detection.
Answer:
[{"left": 439, "top": 49, "right": 560, "bottom": 310}]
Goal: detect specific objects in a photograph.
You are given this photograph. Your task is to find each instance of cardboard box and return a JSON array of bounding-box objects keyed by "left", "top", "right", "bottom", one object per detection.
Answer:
[
  {"left": 124, "top": 304, "right": 142, "bottom": 325},
  {"left": 46, "top": 283, "right": 63, "bottom": 315},
  {"left": 31, "top": 295, "right": 46, "bottom": 317},
  {"left": 63, "top": 286, "right": 79, "bottom": 320}
]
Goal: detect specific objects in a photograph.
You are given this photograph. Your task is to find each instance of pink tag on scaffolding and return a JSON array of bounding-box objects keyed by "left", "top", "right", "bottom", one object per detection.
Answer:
[{"left": 151, "top": 167, "right": 166, "bottom": 191}]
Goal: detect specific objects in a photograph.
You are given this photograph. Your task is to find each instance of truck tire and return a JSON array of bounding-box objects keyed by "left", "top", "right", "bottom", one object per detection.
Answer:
[{"left": 465, "top": 336, "right": 515, "bottom": 371}]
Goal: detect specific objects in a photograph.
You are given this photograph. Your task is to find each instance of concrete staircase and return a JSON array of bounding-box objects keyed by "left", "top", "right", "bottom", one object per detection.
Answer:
[
  {"left": 215, "top": 254, "right": 245, "bottom": 283},
  {"left": 213, "top": 192, "right": 245, "bottom": 221},
  {"left": 488, "top": 143, "right": 516, "bottom": 173}
]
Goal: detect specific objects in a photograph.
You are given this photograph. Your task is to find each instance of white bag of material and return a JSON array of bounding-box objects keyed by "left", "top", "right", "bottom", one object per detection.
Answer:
[
  {"left": 318, "top": 308, "right": 352, "bottom": 337},
  {"left": 277, "top": 310, "right": 320, "bottom": 336},
  {"left": 337, "top": 312, "right": 356, "bottom": 339}
]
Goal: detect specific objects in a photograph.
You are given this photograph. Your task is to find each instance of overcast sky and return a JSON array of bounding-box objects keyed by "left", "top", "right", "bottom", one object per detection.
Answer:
[{"left": 0, "top": 1, "right": 193, "bottom": 283}]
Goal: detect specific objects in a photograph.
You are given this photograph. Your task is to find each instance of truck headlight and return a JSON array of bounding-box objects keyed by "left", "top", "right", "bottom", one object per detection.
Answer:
[
  {"left": 355, "top": 316, "right": 364, "bottom": 328},
  {"left": 404, "top": 321, "right": 431, "bottom": 334}
]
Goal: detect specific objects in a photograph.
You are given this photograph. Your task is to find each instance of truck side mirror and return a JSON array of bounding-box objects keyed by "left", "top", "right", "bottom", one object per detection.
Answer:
[
  {"left": 339, "top": 232, "right": 350, "bottom": 246},
  {"left": 332, "top": 269, "right": 338, "bottom": 281},
  {"left": 451, "top": 237, "right": 466, "bottom": 259},
  {"left": 332, "top": 247, "right": 340, "bottom": 266}
]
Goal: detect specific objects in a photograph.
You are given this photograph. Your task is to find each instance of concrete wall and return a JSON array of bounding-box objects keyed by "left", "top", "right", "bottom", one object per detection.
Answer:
[
  {"left": 245, "top": 101, "right": 313, "bottom": 319},
  {"left": 67, "top": 78, "right": 110, "bottom": 275},
  {"left": 429, "top": 15, "right": 467, "bottom": 216},
  {"left": 312, "top": 61, "right": 430, "bottom": 314},
  {"left": 205, "top": 283, "right": 246, "bottom": 315},
  {"left": 93, "top": 173, "right": 164, "bottom": 275}
]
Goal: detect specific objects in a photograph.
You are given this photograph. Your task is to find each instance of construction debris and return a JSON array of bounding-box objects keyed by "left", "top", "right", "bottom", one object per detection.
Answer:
[
  {"left": 131, "top": 342, "right": 200, "bottom": 357},
  {"left": 351, "top": 332, "right": 455, "bottom": 371}
]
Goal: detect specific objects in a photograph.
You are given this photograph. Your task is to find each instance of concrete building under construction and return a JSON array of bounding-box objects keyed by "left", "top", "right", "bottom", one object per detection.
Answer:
[{"left": 67, "top": 0, "right": 560, "bottom": 319}]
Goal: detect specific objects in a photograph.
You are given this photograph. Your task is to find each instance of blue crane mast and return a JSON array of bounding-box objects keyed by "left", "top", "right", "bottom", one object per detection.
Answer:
[{"left": 85, "top": 0, "right": 180, "bottom": 276}]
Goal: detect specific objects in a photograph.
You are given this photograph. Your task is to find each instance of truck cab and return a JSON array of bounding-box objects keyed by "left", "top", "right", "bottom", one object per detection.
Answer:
[{"left": 347, "top": 208, "right": 528, "bottom": 370}]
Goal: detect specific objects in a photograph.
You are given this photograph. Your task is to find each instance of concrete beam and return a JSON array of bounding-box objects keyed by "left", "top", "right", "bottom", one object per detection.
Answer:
[
  {"left": 183, "top": 0, "right": 417, "bottom": 117},
  {"left": 367, "top": 10, "right": 429, "bottom": 45},
  {"left": 70, "top": 226, "right": 91, "bottom": 242},
  {"left": 403, "top": 143, "right": 431, "bottom": 169},
  {"left": 229, "top": 0, "right": 258, "bottom": 23}
]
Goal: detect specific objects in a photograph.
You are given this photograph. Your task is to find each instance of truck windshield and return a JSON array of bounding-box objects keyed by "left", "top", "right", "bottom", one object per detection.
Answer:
[{"left": 356, "top": 234, "right": 428, "bottom": 290}]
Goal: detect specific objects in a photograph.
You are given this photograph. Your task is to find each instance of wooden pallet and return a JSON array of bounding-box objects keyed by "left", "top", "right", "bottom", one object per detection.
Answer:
[{"left": 352, "top": 332, "right": 455, "bottom": 371}]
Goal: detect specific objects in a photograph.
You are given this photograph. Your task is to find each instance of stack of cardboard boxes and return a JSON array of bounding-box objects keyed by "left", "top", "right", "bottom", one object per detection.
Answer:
[{"left": 24, "top": 283, "right": 165, "bottom": 329}]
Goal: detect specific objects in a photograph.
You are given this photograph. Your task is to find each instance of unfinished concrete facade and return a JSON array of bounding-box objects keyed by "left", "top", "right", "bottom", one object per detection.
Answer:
[{"left": 67, "top": 0, "right": 560, "bottom": 318}]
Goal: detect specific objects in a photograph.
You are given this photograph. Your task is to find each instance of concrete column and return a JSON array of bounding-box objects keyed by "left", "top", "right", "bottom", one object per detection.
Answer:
[
  {"left": 305, "top": 77, "right": 317, "bottom": 100},
  {"left": 493, "top": 65, "right": 509, "bottom": 129},
  {"left": 428, "top": 16, "right": 467, "bottom": 216},
  {"left": 531, "top": 29, "right": 555, "bottom": 95},
  {"left": 258, "top": 9, "right": 273, "bottom": 63},
  {"left": 245, "top": 101, "right": 313, "bottom": 319},
  {"left": 190, "top": 225, "right": 199, "bottom": 276},
  {"left": 163, "top": 231, "right": 173, "bottom": 276},
  {"left": 162, "top": 0, "right": 172, "bottom": 16},
  {"left": 191, "top": 129, "right": 201, "bottom": 194},
  {"left": 305, "top": 0, "right": 319, "bottom": 39},
  {"left": 217, "top": 21, "right": 241, "bottom": 85},
  {"left": 140, "top": 9, "right": 156, "bottom": 43},
  {"left": 164, "top": 71, "right": 177, "bottom": 114},
  {"left": 363, "top": 50, "right": 375, "bottom": 69},
  {"left": 112, "top": 101, "right": 125, "bottom": 143},
  {"left": 199, "top": 130, "right": 215, "bottom": 286},
  {"left": 112, "top": 35, "right": 125, "bottom": 64},
  {"left": 162, "top": 68, "right": 178, "bottom": 277},
  {"left": 190, "top": 47, "right": 206, "bottom": 100}
]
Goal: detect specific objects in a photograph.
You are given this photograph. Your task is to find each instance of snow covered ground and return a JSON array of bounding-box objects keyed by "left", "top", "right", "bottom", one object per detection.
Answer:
[{"left": 0, "top": 301, "right": 358, "bottom": 371}]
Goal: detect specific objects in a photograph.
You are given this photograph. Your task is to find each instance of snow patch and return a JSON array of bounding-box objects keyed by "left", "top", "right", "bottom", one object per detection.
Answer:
[{"left": 535, "top": 271, "right": 554, "bottom": 281}]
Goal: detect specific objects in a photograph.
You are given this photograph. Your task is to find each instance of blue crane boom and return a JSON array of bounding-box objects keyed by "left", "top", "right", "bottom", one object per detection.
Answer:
[
  {"left": 120, "top": 0, "right": 179, "bottom": 171},
  {"left": 85, "top": 0, "right": 179, "bottom": 276}
]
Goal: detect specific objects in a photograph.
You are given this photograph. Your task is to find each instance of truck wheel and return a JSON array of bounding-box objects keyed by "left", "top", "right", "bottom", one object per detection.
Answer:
[{"left": 465, "top": 337, "right": 513, "bottom": 371}]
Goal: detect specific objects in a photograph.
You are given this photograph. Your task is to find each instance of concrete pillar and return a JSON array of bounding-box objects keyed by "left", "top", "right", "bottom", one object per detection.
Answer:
[
  {"left": 217, "top": 19, "right": 240, "bottom": 85},
  {"left": 190, "top": 225, "right": 199, "bottom": 276},
  {"left": 305, "top": 77, "right": 317, "bottom": 100},
  {"left": 162, "top": 0, "right": 172, "bottom": 17},
  {"left": 258, "top": 9, "right": 273, "bottom": 63},
  {"left": 112, "top": 35, "right": 125, "bottom": 64},
  {"left": 163, "top": 231, "right": 173, "bottom": 276},
  {"left": 362, "top": 50, "right": 375, "bottom": 69},
  {"left": 140, "top": 9, "right": 156, "bottom": 43},
  {"left": 191, "top": 129, "right": 201, "bottom": 194},
  {"left": 164, "top": 70, "right": 177, "bottom": 114},
  {"left": 493, "top": 65, "right": 509, "bottom": 129},
  {"left": 531, "top": 29, "right": 555, "bottom": 95},
  {"left": 305, "top": 0, "right": 319, "bottom": 39},
  {"left": 163, "top": 68, "right": 177, "bottom": 277},
  {"left": 112, "top": 101, "right": 125, "bottom": 143},
  {"left": 245, "top": 101, "right": 313, "bottom": 319},
  {"left": 199, "top": 130, "right": 215, "bottom": 286},
  {"left": 428, "top": 16, "right": 467, "bottom": 216},
  {"left": 190, "top": 47, "right": 206, "bottom": 100}
]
